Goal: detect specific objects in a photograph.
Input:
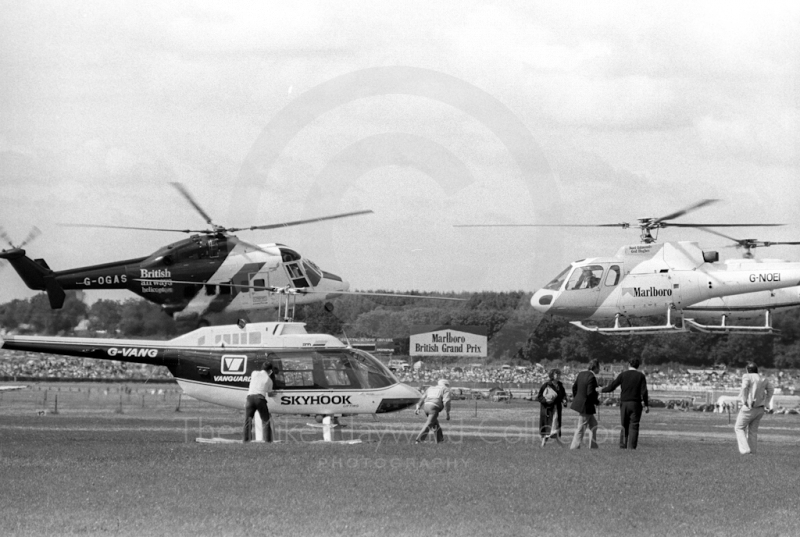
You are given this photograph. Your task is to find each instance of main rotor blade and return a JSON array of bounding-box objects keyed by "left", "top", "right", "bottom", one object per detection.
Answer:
[
  {"left": 453, "top": 223, "right": 628, "bottom": 228},
  {"left": 299, "top": 289, "right": 467, "bottom": 301},
  {"left": 59, "top": 223, "right": 203, "bottom": 234},
  {"left": 232, "top": 210, "right": 374, "bottom": 232},
  {"left": 665, "top": 223, "right": 784, "bottom": 228},
  {"left": 170, "top": 182, "right": 215, "bottom": 227},
  {"left": 694, "top": 226, "right": 741, "bottom": 243},
  {"left": 651, "top": 199, "right": 719, "bottom": 225}
]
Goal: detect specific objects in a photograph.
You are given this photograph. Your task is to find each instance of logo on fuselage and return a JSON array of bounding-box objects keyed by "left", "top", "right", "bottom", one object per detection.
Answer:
[
  {"left": 220, "top": 355, "right": 247, "bottom": 375},
  {"left": 140, "top": 268, "right": 172, "bottom": 279},
  {"left": 632, "top": 287, "right": 672, "bottom": 297},
  {"left": 280, "top": 395, "right": 352, "bottom": 405},
  {"left": 107, "top": 347, "right": 158, "bottom": 358}
]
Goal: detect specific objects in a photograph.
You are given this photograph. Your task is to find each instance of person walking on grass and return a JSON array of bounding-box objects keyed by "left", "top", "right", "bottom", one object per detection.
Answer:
[
  {"left": 537, "top": 368, "right": 567, "bottom": 447},
  {"left": 600, "top": 358, "right": 649, "bottom": 449},
  {"left": 570, "top": 359, "right": 601, "bottom": 450},
  {"left": 734, "top": 362, "right": 774, "bottom": 455}
]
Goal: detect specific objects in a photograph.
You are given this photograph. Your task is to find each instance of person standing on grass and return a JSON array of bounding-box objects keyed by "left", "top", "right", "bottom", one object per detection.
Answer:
[
  {"left": 734, "top": 362, "right": 774, "bottom": 455},
  {"left": 537, "top": 368, "right": 567, "bottom": 447},
  {"left": 414, "top": 379, "right": 451, "bottom": 444},
  {"left": 600, "top": 358, "right": 649, "bottom": 449},
  {"left": 243, "top": 362, "right": 274, "bottom": 443},
  {"left": 569, "top": 359, "right": 601, "bottom": 450}
]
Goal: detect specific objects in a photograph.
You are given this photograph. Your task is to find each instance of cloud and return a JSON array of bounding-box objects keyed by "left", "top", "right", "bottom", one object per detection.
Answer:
[{"left": 694, "top": 109, "right": 799, "bottom": 165}]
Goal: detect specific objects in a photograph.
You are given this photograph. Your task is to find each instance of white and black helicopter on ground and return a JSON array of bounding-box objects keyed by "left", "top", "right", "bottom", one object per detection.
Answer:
[
  {"left": 462, "top": 200, "right": 800, "bottom": 335},
  {"left": 0, "top": 183, "right": 458, "bottom": 327},
  {"left": 0, "top": 320, "right": 422, "bottom": 440}
]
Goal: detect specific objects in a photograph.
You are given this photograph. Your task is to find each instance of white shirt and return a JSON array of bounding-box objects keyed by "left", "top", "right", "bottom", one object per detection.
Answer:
[
  {"left": 739, "top": 373, "right": 774, "bottom": 409},
  {"left": 248, "top": 370, "right": 273, "bottom": 397}
]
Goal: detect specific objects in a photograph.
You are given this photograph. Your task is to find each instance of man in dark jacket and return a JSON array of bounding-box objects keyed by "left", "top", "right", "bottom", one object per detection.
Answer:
[
  {"left": 600, "top": 358, "right": 649, "bottom": 449},
  {"left": 569, "top": 359, "right": 601, "bottom": 449}
]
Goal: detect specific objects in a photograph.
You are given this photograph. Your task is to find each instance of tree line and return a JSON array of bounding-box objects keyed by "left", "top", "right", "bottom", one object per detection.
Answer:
[{"left": 2, "top": 290, "right": 799, "bottom": 368}]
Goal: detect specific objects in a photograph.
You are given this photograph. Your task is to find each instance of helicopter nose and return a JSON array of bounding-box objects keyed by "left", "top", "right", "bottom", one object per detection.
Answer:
[{"left": 531, "top": 288, "right": 556, "bottom": 313}]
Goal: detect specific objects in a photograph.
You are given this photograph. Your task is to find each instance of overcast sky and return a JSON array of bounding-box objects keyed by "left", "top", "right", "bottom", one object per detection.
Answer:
[{"left": 1, "top": 1, "right": 798, "bottom": 304}]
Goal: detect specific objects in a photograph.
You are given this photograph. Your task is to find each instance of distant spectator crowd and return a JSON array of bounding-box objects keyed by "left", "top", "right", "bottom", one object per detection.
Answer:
[
  {"left": 396, "top": 364, "right": 799, "bottom": 395},
  {"left": 3, "top": 348, "right": 800, "bottom": 395},
  {"left": 0, "top": 350, "right": 172, "bottom": 380}
]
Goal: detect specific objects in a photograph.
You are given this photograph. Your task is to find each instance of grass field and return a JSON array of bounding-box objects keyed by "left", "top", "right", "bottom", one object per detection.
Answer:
[{"left": 2, "top": 383, "right": 799, "bottom": 536}]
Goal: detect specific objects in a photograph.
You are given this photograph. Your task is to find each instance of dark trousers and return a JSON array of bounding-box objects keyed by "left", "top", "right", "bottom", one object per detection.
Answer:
[
  {"left": 416, "top": 405, "right": 444, "bottom": 443},
  {"left": 243, "top": 395, "right": 273, "bottom": 442},
  {"left": 619, "top": 401, "right": 643, "bottom": 449}
]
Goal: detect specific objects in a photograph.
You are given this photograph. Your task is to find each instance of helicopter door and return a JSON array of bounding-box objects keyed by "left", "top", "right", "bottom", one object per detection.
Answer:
[
  {"left": 554, "top": 265, "right": 607, "bottom": 311},
  {"left": 279, "top": 247, "right": 311, "bottom": 288},
  {"left": 283, "top": 261, "right": 310, "bottom": 288},
  {"left": 249, "top": 267, "right": 278, "bottom": 305}
]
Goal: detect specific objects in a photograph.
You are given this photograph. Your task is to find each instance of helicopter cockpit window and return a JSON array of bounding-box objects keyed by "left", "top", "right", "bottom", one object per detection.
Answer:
[
  {"left": 348, "top": 349, "right": 396, "bottom": 389},
  {"left": 566, "top": 265, "right": 604, "bottom": 290},
  {"left": 544, "top": 266, "right": 572, "bottom": 291},
  {"left": 303, "top": 260, "right": 322, "bottom": 287},
  {"left": 605, "top": 265, "right": 621, "bottom": 287}
]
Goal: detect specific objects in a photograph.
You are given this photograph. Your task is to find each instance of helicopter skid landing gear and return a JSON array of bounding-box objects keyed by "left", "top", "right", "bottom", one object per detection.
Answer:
[
  {"left": 570, "top": 309, "right": 690, "bottom": 336},
  {"left": 305, "top": 415, "right": 362, "bottom": 444},
  {"left": 684, "top": 311, "right": 780, "bottom": 335}
]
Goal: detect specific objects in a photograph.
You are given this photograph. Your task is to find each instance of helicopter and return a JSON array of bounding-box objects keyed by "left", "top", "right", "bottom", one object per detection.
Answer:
[
  {"left": 460, "top": 200, "right": 800, "bottom": 335},
  {"left": 0, "top": 183, "right": 385, "bottom": 327},
  {"left": 675, "top": 228, "right": 800, "bottom": 330},
  {"left": 0, "top": 321, "right": 422, "bottom": 440}
]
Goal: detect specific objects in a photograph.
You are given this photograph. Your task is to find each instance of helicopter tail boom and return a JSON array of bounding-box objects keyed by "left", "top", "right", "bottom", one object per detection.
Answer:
[{"left": 0, "top": 248, "right": 66, "bottom": 308}]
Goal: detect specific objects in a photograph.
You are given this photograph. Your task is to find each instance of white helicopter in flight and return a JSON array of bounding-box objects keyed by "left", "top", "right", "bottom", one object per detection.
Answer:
[{"left": 462, "top": 200, "right": 800, "bottom": 335}]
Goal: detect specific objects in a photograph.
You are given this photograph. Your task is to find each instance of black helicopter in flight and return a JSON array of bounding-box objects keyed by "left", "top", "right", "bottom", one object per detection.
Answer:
[{"left": 0, "top": 183, "right": 375, "bottom": 326}]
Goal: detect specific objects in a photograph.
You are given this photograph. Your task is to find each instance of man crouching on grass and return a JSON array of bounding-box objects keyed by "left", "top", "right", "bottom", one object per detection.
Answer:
[{"left": 414, "top": 379, "right": 452, "bottom": 444}]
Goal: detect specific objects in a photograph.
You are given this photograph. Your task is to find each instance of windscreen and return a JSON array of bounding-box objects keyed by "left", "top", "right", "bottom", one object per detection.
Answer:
[
  {"left": 269, "top": 349, "right": 398, "bottom": 390},
  {"left": 543, "top": 266, "right": 572, "bottom": 291}
]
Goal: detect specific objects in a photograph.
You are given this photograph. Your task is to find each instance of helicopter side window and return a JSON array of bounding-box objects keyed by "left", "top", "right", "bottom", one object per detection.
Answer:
[
  {"left": 278, "top": 356, "right": 316, "bottom": 387},
  {"left": 253, "top": 279, "right": 265, "bottom": 292},
  {"left": 605, "top": 265, "right": 621, "bottom": 287},
  {"left": 566, "top": 265, "right": 604, "bottom": 290},
  {"left": 208, "top": 239, "right": 219, "bottom": 259},
  {"left": 265, "top": 351, "right": 396, "bottom": 390},
  {"left": 320, "top": 353, "right": 354, "bottom": 387},
  {"left": 544, "top": 266, "right": 572, "bottom": 291}
]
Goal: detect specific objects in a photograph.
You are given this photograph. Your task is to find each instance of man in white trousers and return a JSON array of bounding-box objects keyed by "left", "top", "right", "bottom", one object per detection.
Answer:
[{"left": 734, "top": 362, "right": 774, "bottom": 455}]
